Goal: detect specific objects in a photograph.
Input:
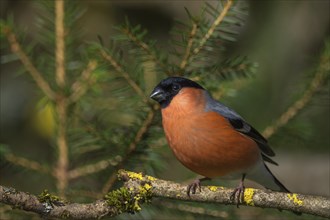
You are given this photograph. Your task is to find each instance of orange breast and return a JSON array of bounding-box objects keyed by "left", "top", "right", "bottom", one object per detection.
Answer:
[{"left": 161, "top": 88, "right": 260, "bottom": 178}]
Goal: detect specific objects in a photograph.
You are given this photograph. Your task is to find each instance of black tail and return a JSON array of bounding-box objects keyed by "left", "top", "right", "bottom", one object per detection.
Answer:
[
  {"left": 264, "top": 164, "right": 302, "bottom": 215},
  {"left": 264, "top": 164, "right": 290, "bottom": 192}
]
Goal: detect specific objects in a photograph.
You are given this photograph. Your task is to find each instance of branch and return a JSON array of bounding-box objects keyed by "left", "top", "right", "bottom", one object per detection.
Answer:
[
  {"left": 54, "top": 97, "right": 69, "bottom": 197},
  {"left": 66, "top": 106, "right": 157, "bottom": 191},
  {"left": 121, "top": 27, "right": 169, "bottom": 75},
  {"left": 101, "top": 107, "right": 156, "bottom": 194},
  {"left": 2, "top": 27, "right": 56, "bottom": 100},
  {"left": 68, "top": 157, "right": 118, "bottom": 180},
  {"left": 100, "top": 49, "right": 149, "bottom": 103},
  {"left": 118, "top": 170, "right": 330, "bottom": 218},
  {"left": 4, "top": 153, "right": 51, "bottom": 175},
  {"left": 69, "top": 60, "right": 98, "bottom": 103},
  {"left": 55, "top": 0, "right": 66, "bottom": 87},
  {"left": 2, "top": 171, "right": 328, "bottom": 219},
  {"left": 262, "top": 51, "right": 329, "bottom": 139},
  {"left": 0, "top": 186, "right": 121, "bottom": 219},
  {"left": 192, "top": 0, "right": 233, "bottom": 56},
  {"left": 53, "top": 0, "right": 69, "bottom": 197},
  {"left": 179, "top": 22, "right": 198, "bottom": 71}
]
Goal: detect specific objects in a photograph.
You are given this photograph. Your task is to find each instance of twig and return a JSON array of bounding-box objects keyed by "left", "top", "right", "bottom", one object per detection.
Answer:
[
  {"left": 69, "top": 60, "right": 98, "bottom": 103},
  {"left": 180, "top": 23, "right": 198, "bottom": 71},
  {"left": 192, "top": 0, "right": 233, "bottom": 56},
  {"left": 0, "top": 185, "right": 121, "bottom": 219},
  {"left": 2, "top": 27, "right": 55, "bottom": 100},
  {"left": 53, "top": 0, "right": 69, "bottom": 198},
  {"left": 119, "top": 170, "right": 330, "bottom": 218},
  {"left": 262, "top": 53, "right": 329, "bottom": 139},
  {"left": 101, "top": 108, "right": 156, "bottom": 195},
  {"left": 67, "top": 106, "right": 157, "bottom": 181},
  {"left": 4, "top": 154, "right": 51, "bottom": 175},
  {"left": 122, "top": 28, "right": 169, "bottom": 75},
  {"left": 68, "top": 158, "right": 116, "bottom": 180},
  {"left": 100, "top": 49, "right": 149, "bottom": 103},
  {"left": 55, "top": 0, "right": 66, "bottom": 87},
  {"left": 54, "top": 98, "right": 69, "bottom": 197}
]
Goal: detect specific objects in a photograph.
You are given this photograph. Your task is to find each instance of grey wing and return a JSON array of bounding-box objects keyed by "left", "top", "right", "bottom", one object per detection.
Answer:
[{"left": 204, "top": 92, "right": 278, "bottom": 165}]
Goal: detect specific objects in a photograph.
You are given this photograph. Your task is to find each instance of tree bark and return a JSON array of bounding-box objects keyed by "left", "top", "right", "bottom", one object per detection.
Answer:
[{"left": 1, "top": 170, "right": 329, "bottom": 219}]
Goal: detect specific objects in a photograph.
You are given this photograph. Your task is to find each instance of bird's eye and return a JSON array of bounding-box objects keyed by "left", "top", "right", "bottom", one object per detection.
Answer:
[{"left": 172, "top": 84, "right": 181, "bottom": 91}]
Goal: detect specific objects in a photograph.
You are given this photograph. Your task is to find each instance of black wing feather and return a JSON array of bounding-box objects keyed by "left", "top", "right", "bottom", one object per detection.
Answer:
[
  {"left": 204, "top": 92, "right": 276, "bottom": 159},
  {"left": 228, "top": 118, "right": 275, "bottom": 157}
]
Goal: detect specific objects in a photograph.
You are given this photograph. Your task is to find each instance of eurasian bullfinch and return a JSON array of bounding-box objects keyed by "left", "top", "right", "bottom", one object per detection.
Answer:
[{"left": 150, "top": 76, "right": 290, "bottom": 203}]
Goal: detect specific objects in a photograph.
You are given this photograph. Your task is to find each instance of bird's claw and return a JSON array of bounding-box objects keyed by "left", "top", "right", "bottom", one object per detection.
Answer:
[
  {"left": 230, "top": 183, "right": 245, "bottom": 207},
  {"left": 187, "top": 179, "right": 202, "bottom": 197}
]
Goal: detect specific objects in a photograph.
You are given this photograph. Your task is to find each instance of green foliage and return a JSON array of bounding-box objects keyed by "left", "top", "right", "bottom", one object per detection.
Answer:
[
  {"left": 1, "top": 0, "right": 328, "bottom": 219},
  {"left": 0, "top": 0, "right": 255, "bottom": 199}
]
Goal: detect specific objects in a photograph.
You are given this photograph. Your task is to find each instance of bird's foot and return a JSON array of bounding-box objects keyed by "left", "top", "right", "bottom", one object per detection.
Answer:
[
  {"left": 230, "top": 181, "right": 245, "bottom": 207},
  {"left": 187, "top": 177, "right": 210, "bottom": 197},
  {"left": 187, "top": 179, "right": 201, "bottom": 197}
]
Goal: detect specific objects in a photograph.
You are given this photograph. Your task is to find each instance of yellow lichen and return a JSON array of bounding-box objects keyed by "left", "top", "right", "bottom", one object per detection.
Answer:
[
  {"left": 287, "top": 194, "right": 303, "bottom": 206},
  {"left": 147, "top": 175, "right": 156, "bottom": 181},
  {"left": 143, "top": 183, "right": 152, "bottom": 191},
  {"left": 126, "top": 171, "right": 143, "bottom": 180},
  {"left": 208, "top": 186, "right": 218, "bottom": 192},
  {"left": 176, "top": 194, "right": 181, "bottom": 198},
  {"left": 243, "top": 188, "right": 255, "bottom": 206}
]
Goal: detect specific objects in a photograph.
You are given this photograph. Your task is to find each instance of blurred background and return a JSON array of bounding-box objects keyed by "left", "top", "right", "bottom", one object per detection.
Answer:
[{"left": 0, "top": 0, "right": 329, "bottom": 219}]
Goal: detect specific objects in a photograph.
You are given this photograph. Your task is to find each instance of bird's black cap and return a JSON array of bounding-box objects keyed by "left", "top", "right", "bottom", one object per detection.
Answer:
[{"left": 150, "top": 77, "right": 204, "bottom": 108}]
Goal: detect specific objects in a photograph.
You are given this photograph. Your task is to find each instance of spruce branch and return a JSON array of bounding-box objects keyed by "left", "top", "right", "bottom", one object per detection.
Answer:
[
  {"left": 192, "top": 0, "right": 233, "bottom": 56},
  {"left": 120, "top": 26, "right": 169, "bottom": 75},
  {"left": 1, "top": 27, "right": 56, "bottom": 100},
  {"left": 68, "top": 157, "right": 118, "bottom": 180},
  {"left": 100, "top": 49, "right": 149, "bottom": 103},
  {"left": 53, "top": 1, "right": 69, "bottom": 195},
  {"left": 101, "top": 108, "right": 156, "bottom": 194},
  {"left": 69, "top": 60, "right": 98, "bottom": 103},
  {"left": 262, "top": 51, "right": 329, "bottom": 139},
  {"left": 55, "top": 0, "right": 66, "bottom": 88},
  {"left": 4, "top": 153, "right": 51, "bottom": 175},
  {"left": 64, "top": 106, "right": 157, "bottom": 193},
  {"left": 179, "top": 22, "right": 198, "bottom": 71},
  {"left": 54, "top": 98, "right": 69, "bottom": 197}
]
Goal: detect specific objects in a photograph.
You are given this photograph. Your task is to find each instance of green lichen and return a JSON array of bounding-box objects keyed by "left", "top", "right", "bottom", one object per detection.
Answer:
[
  {"left": 37, "top": 189, "right": 65, "bottom": 207},
  {"left": 104, "top": 183, "right": 152, "bottom": 214}
]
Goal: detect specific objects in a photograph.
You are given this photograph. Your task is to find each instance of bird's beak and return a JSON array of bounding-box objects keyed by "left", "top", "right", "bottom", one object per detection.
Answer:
[{"left": 150, "top": 87, "right": 166, "bottom": 102}]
